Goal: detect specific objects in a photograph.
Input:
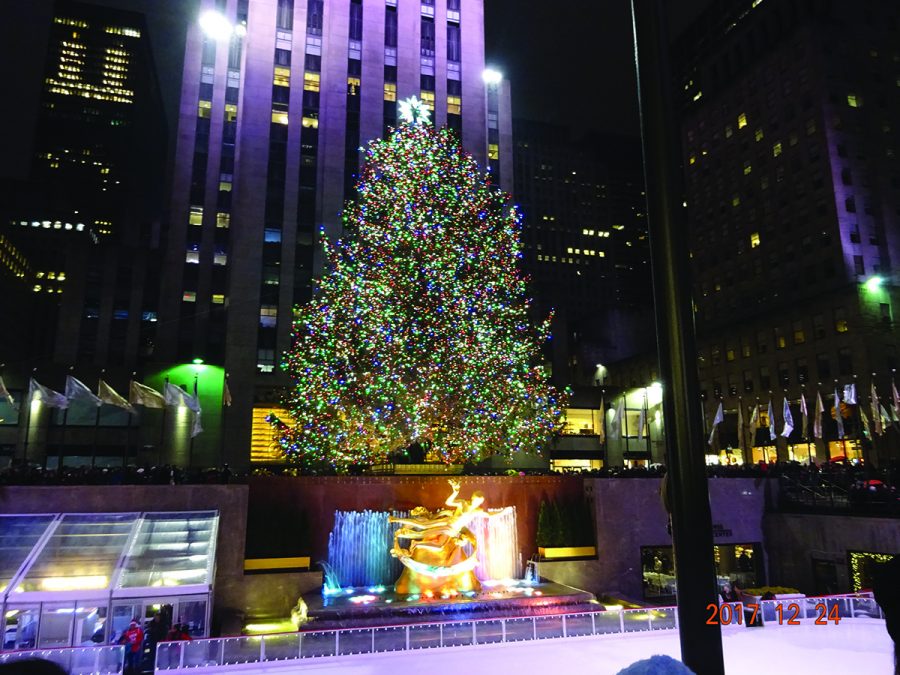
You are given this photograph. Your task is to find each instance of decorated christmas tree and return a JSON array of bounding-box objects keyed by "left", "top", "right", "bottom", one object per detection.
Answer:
[{"left": 277, "top": 98, "right": 566, "bottom": 469}]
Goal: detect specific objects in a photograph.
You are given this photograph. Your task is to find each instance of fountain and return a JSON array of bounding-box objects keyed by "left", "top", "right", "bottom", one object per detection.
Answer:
[{"left": 304, "top": 481, "right": 597, "bottom": 626}]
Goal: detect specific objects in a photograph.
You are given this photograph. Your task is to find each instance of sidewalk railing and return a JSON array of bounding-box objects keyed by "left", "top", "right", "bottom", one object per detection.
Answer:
[
  {"left": 0, "top": 644, "right": 124, "bottom": 674},
  {"left": 155, "top": 592, "right": 881, "bottom": 672}
]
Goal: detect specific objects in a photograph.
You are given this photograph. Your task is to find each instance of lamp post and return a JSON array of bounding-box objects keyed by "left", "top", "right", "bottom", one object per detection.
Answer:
[{"left": 630, "top": 1, "right": 725, "bottom": 673}]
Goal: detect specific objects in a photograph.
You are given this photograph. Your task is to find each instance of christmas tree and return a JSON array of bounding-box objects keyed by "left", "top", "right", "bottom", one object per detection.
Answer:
[{"left": 277, "top": 98, "right": 566, "bottom": 469}]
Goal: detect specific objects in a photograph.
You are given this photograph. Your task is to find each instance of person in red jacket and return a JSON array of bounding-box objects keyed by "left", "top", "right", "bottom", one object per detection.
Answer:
[{"left": 120, "top": 620, "right": 144, "bottom": 674}]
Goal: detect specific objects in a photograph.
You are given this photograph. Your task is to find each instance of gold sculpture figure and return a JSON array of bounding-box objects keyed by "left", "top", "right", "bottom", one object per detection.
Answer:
[{"left": 389, "top": 479, "right": 509, "bottom": 596}]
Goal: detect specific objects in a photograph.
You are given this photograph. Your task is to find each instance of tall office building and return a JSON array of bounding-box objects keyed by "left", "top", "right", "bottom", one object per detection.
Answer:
[
  {"left": 158, "top": 0, "right": 513, "bottom": 465},
  {"left": 0, "top": 1, "right": 166, "bottom": 375},
  {"left": 613, "top": 0, "right": 900, "bottom": 466},
  {"left": 512, "top": 120, "right": 653, "bottom": 388}
]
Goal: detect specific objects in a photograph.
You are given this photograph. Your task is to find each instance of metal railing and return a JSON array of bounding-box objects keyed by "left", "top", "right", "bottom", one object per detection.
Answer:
[
  {"left": 0, "top": 644, "right": 124, "bottom": 674},
  {"left": 154, "top": 592, "right": 881, "bottom": 672}
]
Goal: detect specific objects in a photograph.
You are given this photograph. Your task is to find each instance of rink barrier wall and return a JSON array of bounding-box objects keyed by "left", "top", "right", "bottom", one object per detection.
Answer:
[
  {"left": 0, "top": 644, "right": 124, "bottom": 673},
  {"left": 153, "top": 593, "right": 882, "bottom": 672}
]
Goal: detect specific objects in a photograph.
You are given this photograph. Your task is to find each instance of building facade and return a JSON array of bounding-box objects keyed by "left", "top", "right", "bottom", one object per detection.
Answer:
[
  {"left": 158, "top": 0, "right": 512, "bottom": 465},
  {"left": 611, "top": 0, "right": 900, "bottom": 466},
  {"left": 512, "top": 121, "right": 654, "bottom": 389}
]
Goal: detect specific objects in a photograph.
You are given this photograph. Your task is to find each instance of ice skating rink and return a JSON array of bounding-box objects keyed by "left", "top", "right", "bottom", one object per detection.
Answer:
[{"left": 182, "top": 619, "right": 893, "bottom": 675}]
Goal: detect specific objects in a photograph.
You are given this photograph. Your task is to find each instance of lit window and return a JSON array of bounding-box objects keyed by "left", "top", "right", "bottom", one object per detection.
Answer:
[
  {"left": 224, "top": 104, "right": 238, "bottom": 122},
  {"left": 384, "top": 82, "right": 397, "bottom": 102},
  {"left": 189, "top": 205, "right": 203, "bottom": 226},
  {"left": 834, "top": 308, "right": 849, "bottom": 333},
  {"left": 420, "top": 90, "right": 435, "bottom": 110},
  {"left": 198, "top": 100, "right": 212, "bottom": 118},
  {"left": 689, "top": 155, "right": 696, "bottom": 165},
  {"left": 447, "top": 95, "right": 461, "bottom": 115},
  {"left": 304, "top": 72, "right": 320, "bottom": 92},
  {"left": 772, "top": 142, "right": 782, "bottom": 157},
  {"left": 216, "top": 212, "right": 230, "bottom": 228},
  {"left": 725, "top": 125, "right": 733, "bottom": 138},
  {"left": 213, "top": 251, "right": 228, "bottom": 266},
  {"left": 754, "top": 128, "right": 764, "bottom": 142},
  {"left": 488, "top": 143, "right": 499, "bottom": 160},
  {"left": 182, "top": 291, "right": 197, "bottom": 302},
  {"left": 737, "top": 112, "right": 747, "bottom": 129},
  {"left": 347, "top": 76, "right": 360, "bottom": 95},
  {"left": 732, "top": 195, "right": 740, "bottom": 207},
  {"left": 301, "top": 116, "right": 318, "bottom": 128},
  {"left": 218, "top": 181, "right": 232, "bottom": 192},
  {"left": 743, "top": 161, "right": 752, "bottom": 175},
  {"left": 264, "top": 229, "right": 282, "bottom": 243},
  {"left": 212, "top": 294, "right": 225, "bottom": 304},
  {"left": 185, "top": 250, "right": 200, "bottom": 264},
  {"left": 847, "top": 94, "right": 860, "bottom": 108},
  {"left": 274, "top": 66, "right": 291, "bottom": 87},
  {"left": 272, "top": 110, "right": 289, "bottom": 125},
  {"left": 260, "top": 305, "right": 278, "bottom": 327},
  {"left": 750, "top": 232, "right": 761, "bottom": 248}
]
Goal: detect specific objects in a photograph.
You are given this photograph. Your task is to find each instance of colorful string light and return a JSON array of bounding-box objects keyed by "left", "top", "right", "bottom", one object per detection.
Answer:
[{"left": 276, "top": 121, "right": 566, "bottom": 469}]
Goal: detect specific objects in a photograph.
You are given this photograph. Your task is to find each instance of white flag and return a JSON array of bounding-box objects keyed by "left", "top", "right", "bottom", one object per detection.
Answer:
[
  {"left": 28, "top": 378, "right": 68, "bottom": 409},
  {"left": 834, "top": 388, "right": 844, "bottom": 439},
  {"left": 65, "top": 375, "right": 102, "bottom": 407},
  {"left": 164, "top": 383, "right": 202, "bottom": 438},
  {"left": 610, "top": 398, "right": 625, "bottom": 440},
  {"left": 637, "top": 401, "right": 647, "bottom": 440},
  {"left": 223, "top": 378, "right": 233, "bottom": 407},
  {"left": 871, "top": 383, "right": 883, "bottom": 436},
  {"left": 781, "top": 397, "right": 794, "bottom": 438},
  {"left": 737, "top": 402, "right": 745, "bottom": 455},
  {"left": 860, "top": 407, "right": 871, "bottom": 438},
  {"left": 98, "top": 380, "right": 135, "bottom": 414},
  {"left": 843, "top": 383, "right": 857, "bottom": 406},
  {"left": 748, "top": 404, "right": 759, "bottom": 442},
  {"left": 0, "top": 377, "right": 17, "bottom": 409},
  {"left": 129, "top": 380, "right": 166, "bottom": 409},
  {"left": 813, "top": 391, "right": 825, "bottom": 439},
  {"left": 708, "top": 401, "right": 724, "bottom": 446},
  {"left": 767, "top": 399, "right": 776, "bottom": 440},
  {"left": 879, "top": 404, "right": 893, "bottom": 430},
  {"left": 800, "top": 393, "right": 809, "bottom": 439}
]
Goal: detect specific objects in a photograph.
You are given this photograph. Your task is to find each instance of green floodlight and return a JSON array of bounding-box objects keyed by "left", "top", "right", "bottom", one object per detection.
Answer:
[
  {"left": 864, "top": 275, "right": 884, "bottom": 292},
  {"left": 192, "top": 358, "right": 204, "bottom": 364}
]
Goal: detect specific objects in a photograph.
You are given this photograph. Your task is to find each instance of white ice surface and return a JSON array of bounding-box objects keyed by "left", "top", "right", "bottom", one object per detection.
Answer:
[{"left": 185, "top": 620, "right": 893, "bottom": 675}]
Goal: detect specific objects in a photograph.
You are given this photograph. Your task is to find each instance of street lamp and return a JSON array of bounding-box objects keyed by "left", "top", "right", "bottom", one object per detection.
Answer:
[
  {"left": 199, "top": 10, "right": 234, "bottom": 40},
  {"left": 482, "top": 68, "right": 503, "bottom": 85}
]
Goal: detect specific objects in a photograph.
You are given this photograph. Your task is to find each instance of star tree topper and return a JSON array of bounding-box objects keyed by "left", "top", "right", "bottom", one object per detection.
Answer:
[{"left": 398, "top": 96, "right": 432, "bottom": 125}]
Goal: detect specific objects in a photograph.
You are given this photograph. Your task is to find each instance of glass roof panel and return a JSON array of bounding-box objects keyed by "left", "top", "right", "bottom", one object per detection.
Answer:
[
  {"left": 17, "top": 513, "right": 138, "bottom": 593},
  {"left": 117, "top": 511, "right": 218, "bottom": 589},
  {"left": 0, "top": 515, "right": 55, "bottom": 592}
]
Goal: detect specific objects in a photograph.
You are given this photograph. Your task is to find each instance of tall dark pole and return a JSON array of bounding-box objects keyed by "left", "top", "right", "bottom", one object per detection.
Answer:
[{"left": 630, "top": 2, "right": 725, "bottom": 673}]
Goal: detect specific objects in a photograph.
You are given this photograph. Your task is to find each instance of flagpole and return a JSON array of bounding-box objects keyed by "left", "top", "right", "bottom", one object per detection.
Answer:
[
  {"left": 220, "top": 373, "right": 228, "bottom": 469},
  {"left": 126, "top": 371, "right": 136, "bottom": 468},
  {"left": 57, "top": 366, "right": 76, "bottom": 472},
  {"left": 92, "top": 370, "right": 104, "bottom": 469},
  {"left": 644, "top": 390, "right": 651, "bottom": 457},
  {"left": 737, "top": 396, "right": 744, "bottom": 465},
  {"left": 159, "top": 376, "right": 169, "bottom": 466},
  {"left": 852, "top": 374, "right": 869, "bottom": 469},
  {"left": 622, "top": 395, "right": 630, "bottom": 458}
]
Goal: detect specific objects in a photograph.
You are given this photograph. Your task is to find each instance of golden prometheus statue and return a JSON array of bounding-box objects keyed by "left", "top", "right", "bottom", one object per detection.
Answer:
[{"left": 389, "top": 479, "right": 509, "bottom": 596}]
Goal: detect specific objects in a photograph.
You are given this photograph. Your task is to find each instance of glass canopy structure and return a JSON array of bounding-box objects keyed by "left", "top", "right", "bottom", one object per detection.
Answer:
[{"left": 0, "top": 511, "right": 218, "bottom": 651}]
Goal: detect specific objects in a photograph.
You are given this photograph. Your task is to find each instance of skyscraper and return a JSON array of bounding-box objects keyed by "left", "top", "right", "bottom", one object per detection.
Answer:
[
  {"left": 610, "top": 0, "right": 900, "bottom": 466},
  {"left": 0, "top": 0, "right": 166, "bottom": 374},
  {"left": 157, "top": 0, "right": 512, "bottom": 465}
]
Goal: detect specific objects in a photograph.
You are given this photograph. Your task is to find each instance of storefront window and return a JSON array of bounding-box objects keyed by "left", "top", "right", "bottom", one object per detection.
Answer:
[{"left": 642, "top": 543, "right": 762, "bottom": 600}]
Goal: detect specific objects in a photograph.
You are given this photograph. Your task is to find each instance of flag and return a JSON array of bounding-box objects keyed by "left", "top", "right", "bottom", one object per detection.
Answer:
[
  {"left": 871, "top": 383, "right": 883, "bottom": 436},
  {"left": 223, "top": 378, "right": 232, "bottom": 407},
  {"left": 637, "top": 394, "right": 647, "bottom": 440},
  {"left": 767, "top": 399, "right": 776, "bottom": 441},
  {"left": 98, "top": 380, "right": 135, "bottom": 413},
  {"left": 65, "top": 375, "right": 101, "bottom": 407},
  {"left": 748, "top": 403, "right": 759, "bottom": 443},
  {"left": 129, "top": 380, "right": 166, "bottom": 409},
  {"left": 737, "top": 402, "right": 745, "bottom": 456},
  {"left": 843, "top": 383, "right": 857, "bottom": 405},
  {"left": 893, "top": 381, "right": 900, "bottom": 420},
  {"left": 708, "top": 401, "right": 724, "bottom": 446},
  {"left": 860, "top": 407, "right": 871, "bottom": 439},
  {"left": 597, "top": 396, "right": 605, "bottom": 444},
  {"left": 813, "top": 391, "right": 825, "bottom": 439},
  {"left": 834, "top": 388, "right": 844, "bottom": 439},
  {"left": 781, "top": 397, "right": 794, "bottom": 438},
  {"left": 28, "top": 378, "right": 68, "bottom": 409},
  {"left": 610, "top": 398, "right": 625, "bottom": 440},
  {"left": 800, "top": 393, "right": 809, "bottom": 439},
  {"left": 0, "top": 377, "right": 17, "bottom": 409},
  {"left": 879, "top": 404, "right": 893, "bottom": 430},
  {"left": 164, "top": 383, "right": 202, "bottom": 438}
]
